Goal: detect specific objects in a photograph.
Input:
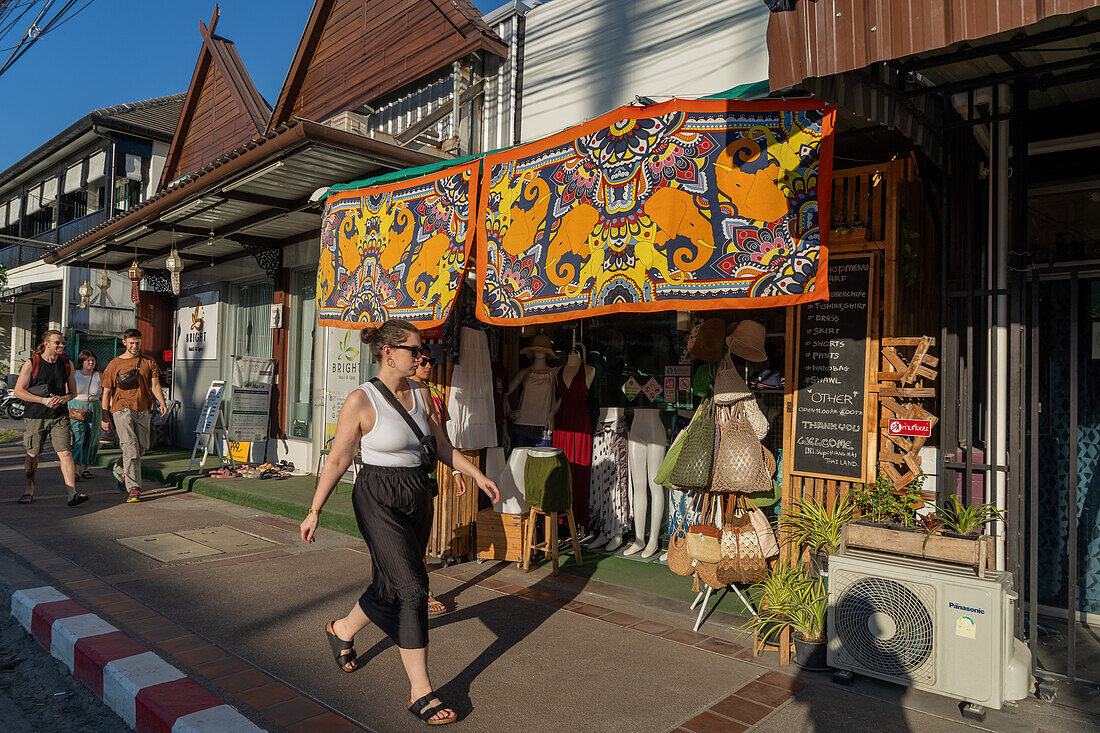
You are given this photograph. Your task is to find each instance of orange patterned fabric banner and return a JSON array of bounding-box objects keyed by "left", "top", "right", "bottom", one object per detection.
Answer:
[
  {"left": 475, "top": 99, "right": 835, "bottom": 325},
  {"left": 317, "top": 162, "right": 478, "bottom": 329}
]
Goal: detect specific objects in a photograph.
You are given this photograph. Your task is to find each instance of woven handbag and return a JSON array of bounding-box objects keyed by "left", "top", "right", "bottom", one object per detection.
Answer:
[
  {"left": 665, "top": 513, "right": 694, "bottom": 576},
  {"left": 696, "top": 560, "right": 727, "bottom": 590},
  {"left": 711, "top": 402, "right": 773, "bottom": 494},
  {"left": 654, "top": 425, "right": 687, "bottom": 488},
  {"left": 716, "top": 495, "right": 769, "bottom": 584},
  {"left": 669, "top": 395, "right": 716, "bottom": 489},
  {"left": 685, "top": 524, "right": 722, "bottom": 564}
]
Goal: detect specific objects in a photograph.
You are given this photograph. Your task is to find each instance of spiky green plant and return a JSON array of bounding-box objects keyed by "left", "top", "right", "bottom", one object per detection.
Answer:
[
  {"left": 938, "top": 494, "right": 1006, "bottom": 535},
  {"left": 785, "top": 495, "right": 855, "bottom": 556},
  {"left": 779, "top": 574, "right": 829, "bottom": 643},
  {"left": 740, "top": 564, "right": 805, "bottom": 645}
]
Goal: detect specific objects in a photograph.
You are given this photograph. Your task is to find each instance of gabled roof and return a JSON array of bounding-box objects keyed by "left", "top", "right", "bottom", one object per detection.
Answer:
[
  {"left": 267, "top": 0, "right": 509, "bottom": 134},
  {"left": 0, "top": 95, "right": 184, "bottom": 193},
  {"left": 159, "top": 7, "right": 271, "bottom": 188}
]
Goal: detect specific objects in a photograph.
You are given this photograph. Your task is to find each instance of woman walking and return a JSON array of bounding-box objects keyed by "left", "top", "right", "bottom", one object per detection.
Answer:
[
  {"left": 300, "top": 319, "right": 499, "bottom": 726},
  {"left": 409, "top": 350, "right": 450, "bottom": 616},
  {"left": 70, "top": 350, "right": 102, "bottom": 481}
]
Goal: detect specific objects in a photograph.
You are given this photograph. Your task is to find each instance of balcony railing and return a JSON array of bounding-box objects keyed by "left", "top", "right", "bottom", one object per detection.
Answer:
[
  {"left": 29, "top": 208, "right": 110, "bottom": 247},
  {"left": 0, "top": 241, "right": 59, "bottom": 269}
]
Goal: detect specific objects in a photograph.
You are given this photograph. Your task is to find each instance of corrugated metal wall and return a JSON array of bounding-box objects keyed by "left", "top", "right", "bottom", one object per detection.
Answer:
[{"left": 768, "top": 0, "right": 1100, "bottom": 90}]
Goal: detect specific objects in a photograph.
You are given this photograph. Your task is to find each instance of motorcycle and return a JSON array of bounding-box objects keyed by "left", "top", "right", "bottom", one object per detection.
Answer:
[{"left": 1, "top": 390, "right": 25, "bottom": 419}]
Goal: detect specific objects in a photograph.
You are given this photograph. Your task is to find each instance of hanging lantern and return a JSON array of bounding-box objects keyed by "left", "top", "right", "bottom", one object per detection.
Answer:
[
  {"left": 165, "top": 247, "right": 184, "bottom": 295},
  {"left": 127, "top": 260, "right": 144, "bottom": 304},
  {"left": 96, "top": 268, "right": 110, "bottom": 303},
  {"left": 77, "top": 280, "right": 93, "bottom": 309}
]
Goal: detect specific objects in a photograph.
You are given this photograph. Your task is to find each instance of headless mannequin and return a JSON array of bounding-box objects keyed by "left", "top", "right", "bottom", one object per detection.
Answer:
[
  {"left": 560, "top": 350, "right": 595, "bottom": 391},
  {"left": 587, "top": 406, "right": 626, "bottom": 552},
  {"left": 624, "top": 408, "right": 666, "bottom": 558},
  {"left": 507, "top": 352, "right": 556, "bottom": 425}
]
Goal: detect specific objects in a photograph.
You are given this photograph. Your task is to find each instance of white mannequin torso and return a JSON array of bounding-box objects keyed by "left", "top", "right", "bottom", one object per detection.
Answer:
[{"left": 560, "top": 353, "right": 595, "bottom": 390}]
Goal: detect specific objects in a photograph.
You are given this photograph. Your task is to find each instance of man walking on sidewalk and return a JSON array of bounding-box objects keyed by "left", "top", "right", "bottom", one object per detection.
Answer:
[
  {"left": 101, "top": 329, "right": 168, "bottom": 503},
  {"left": 13, "top": 329, "right": 88, "bottom": 506}
]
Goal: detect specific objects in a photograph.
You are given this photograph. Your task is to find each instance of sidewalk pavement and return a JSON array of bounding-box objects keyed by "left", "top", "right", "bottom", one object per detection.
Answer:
[{"left": 1, "top": 440, "right": 1096, "bottom": 732}]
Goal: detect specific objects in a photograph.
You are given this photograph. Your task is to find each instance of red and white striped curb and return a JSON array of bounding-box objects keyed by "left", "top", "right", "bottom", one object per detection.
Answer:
[{"left": 10, "top": 586, "right": 264, "bottom": 732}]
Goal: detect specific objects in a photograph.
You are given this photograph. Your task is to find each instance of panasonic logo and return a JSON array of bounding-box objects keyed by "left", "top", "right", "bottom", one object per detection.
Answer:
[{"left": 949, "top": 602, "right": 985, "bottom": 615}]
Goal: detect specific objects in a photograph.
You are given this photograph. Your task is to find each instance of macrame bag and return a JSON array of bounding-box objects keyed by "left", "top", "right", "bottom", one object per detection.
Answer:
[
  {"left": 716, "top": 495, "right": 769, "bottom": 585},
  {"left": 710, "top": 401, "right": 776, "bottom": 494},
  {"left": 665, "top": 512, "right": 694, "bottom": 576},
  {"left": 668, "top": 395, "right": 716, "bottom": 489}
]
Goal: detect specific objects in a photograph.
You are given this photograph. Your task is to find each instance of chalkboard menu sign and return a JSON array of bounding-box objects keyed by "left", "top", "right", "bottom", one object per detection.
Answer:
[{"left": 791, "top": 253, "right": 875, "bottom": 482}]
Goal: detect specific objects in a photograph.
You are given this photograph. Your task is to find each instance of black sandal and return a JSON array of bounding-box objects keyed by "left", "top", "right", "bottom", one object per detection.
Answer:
[
  {"left": 81, "top": 470, "right": 93, "bottom": 480},
  {"left": 68, "top": 493, "right": 90, "bottom": 507},
  {"left": 324, "top": 621, "right": 359, "bottom": 673},
  {"left": 18, "top": 493, "right": 33, "bottom": 504},
  {"left": 408, "top": 692, "right": 457, "bottom": 726}
]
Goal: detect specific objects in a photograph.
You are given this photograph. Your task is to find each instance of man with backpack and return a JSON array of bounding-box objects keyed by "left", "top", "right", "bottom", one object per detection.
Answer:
[
  {"left": 13, "top": 329, "right": 87, "bottom": 506},
  {"left": 101, "top": 328, "right": 168, "bottom": 503}
]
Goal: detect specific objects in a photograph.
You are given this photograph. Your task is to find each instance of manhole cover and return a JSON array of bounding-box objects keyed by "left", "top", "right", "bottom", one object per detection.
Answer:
[
  {"left": 117, "top": 533, "right": 224, "bottom": 562},
  {"left": 176, "top": 526, "right": 276, "bottom": 554}
]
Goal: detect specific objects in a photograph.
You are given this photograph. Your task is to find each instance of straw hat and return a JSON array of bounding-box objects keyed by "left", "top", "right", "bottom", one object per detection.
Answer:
[
  {"left": 688, "top": 317, "right": 726, "bottom": 363},
  {"left": 521, "top": 334, "right": 560, "bottom": 359},
  {"left": 726, "top": 319, "right": 768, "bottom": 363}
]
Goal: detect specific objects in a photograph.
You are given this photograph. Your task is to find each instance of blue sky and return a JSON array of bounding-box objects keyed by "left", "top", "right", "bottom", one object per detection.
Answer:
[{"left": 0, "top": 0, "right": 504, "bottom": 172}]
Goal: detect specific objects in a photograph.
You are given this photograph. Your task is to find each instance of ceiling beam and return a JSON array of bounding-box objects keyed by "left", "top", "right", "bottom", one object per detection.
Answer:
[
  {"left": 217, "top": 191, "right": 298, "bottom": 210},
  {"left": 899, "top": 18, "right": 1100, "bottom": 73}
]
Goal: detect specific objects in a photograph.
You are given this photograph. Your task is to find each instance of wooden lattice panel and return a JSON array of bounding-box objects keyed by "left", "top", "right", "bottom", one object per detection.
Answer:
[{"left": 877, "top": 336, "right": 938, "bottom": 487}]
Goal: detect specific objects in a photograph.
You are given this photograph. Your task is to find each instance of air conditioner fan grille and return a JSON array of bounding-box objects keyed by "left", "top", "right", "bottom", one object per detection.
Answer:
[{"left": 835, "top": 575, "right": 935, "bottom": 681}]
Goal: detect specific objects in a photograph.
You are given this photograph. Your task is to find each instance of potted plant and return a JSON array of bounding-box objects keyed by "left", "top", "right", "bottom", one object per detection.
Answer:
[
  {"left": 938, "top": 494, "right": 1005, "bottom": 537},
  {"left": 849, "top": 471, "right": 924, "bottom": 528},
  {"left": 741, "top": 564, "right": 803, "bottom": 647},
  {"left": 784, "top": 495, "right": 854, "bottom": 579},
  {"left": 782, "top": 573, "right": 829, "bottom": 670}
]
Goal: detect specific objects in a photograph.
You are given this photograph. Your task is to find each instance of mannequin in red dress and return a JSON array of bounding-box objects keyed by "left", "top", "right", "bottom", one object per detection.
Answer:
[{"left": 551, "top": 346, "right": 595, "bottom": 528}]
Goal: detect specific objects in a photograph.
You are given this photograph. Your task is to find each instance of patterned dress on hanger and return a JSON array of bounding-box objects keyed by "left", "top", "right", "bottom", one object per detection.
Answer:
[
  {"left": 588, "top": 415, "right": 631, "bottom": 537},
  {"left": 551, "top": 368, "right": 593, "bottom": 526}
]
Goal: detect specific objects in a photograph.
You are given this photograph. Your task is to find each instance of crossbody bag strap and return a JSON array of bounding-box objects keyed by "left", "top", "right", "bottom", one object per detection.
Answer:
[{"left": 369, "top": 377, "right": 426, "bottom": 442}]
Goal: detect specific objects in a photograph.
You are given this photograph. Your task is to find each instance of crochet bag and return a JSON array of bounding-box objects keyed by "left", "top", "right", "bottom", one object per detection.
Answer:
[
  {"left": 668, "top": 395, "right": 716, "bottom": 489},
  {"left": 654, "top": 425, "right": 686, "bottom": 488},
  {"left": 711, "top": 401, "right": 775, "bottom": 494},
  {"left": 716, "top": 495, "right": 769, "bottom": 585}
]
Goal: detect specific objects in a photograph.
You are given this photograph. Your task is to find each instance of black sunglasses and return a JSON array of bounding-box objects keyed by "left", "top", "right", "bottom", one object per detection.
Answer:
[
  {"left": 390, "top": 344, "right": 426, "bottom": 357},
  {"left": 418, "top": 356, "right": 436, "bottom": 367}
]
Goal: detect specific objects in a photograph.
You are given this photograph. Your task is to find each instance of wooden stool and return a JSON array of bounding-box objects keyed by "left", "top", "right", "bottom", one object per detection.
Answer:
[{"left": 521, "top": 507, "right": 583, "bottom": 576}]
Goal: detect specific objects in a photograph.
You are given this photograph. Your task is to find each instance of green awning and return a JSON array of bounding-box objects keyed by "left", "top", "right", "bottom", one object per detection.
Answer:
[{"left": 321, "top": 80, "right": 772, "bottom": 200}]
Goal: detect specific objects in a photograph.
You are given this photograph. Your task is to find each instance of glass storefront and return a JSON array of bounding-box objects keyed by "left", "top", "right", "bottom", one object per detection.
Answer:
[{"left": 289, "top": 270, "right": 316, "bottom": 438}]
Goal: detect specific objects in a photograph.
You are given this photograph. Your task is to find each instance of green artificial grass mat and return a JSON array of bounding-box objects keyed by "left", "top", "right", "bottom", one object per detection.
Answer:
[
  {"left": 95, "top": 447, "right": 360, "bottom": 538},
  {"left": 97, "top": 447, "right": 749, "bottom": 616}
]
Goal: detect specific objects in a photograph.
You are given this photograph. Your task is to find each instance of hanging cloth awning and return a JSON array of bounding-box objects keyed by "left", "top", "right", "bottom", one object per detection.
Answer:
[
  {"left": 475, "top": 98, "right": 835, "bottom": 325},
  {"left": 317, "top": 160, "right": 479, "bottom": 329}
]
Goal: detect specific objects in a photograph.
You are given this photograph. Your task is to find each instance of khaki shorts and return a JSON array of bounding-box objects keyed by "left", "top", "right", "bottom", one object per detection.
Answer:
[{"left": 23, "top": 415, "right": 74, "bottom": 456}]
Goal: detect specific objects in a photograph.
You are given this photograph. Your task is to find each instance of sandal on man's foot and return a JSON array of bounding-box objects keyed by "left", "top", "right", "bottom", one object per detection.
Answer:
[
  {"left": 408, "top": 693, "right": 457, "bottom": 726},
  {"left": 18, "top": 493, "right": 33, "bottom": 504},
  {"left": 325, "top": 621, "right": 359, "bottom": 673},
  {"left": 68, "top": 493, "right": 89, "bottom": 507},
  {"left": 427, "top": 595, "right": 449, "bottom": 615},
  {"left": 81, "top": 470, "right": 93, "bottom": 480}
]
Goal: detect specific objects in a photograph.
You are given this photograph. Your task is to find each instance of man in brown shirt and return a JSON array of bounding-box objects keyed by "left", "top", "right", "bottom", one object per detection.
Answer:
[{"left": 101, "top": 328, "right": 168, "bottom": 502}]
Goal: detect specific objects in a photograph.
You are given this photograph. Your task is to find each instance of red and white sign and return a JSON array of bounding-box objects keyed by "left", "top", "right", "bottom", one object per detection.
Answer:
[{"left": 888, "top": 418, "right": 933, "bottom": 437}]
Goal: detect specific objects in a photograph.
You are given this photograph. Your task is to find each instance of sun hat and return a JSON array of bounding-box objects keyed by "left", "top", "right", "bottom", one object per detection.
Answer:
[
  {"left": 521, "top": 334, "right": 560, "bottom": 360},
  {"left": 688, "top": 318, "right": 726, "bottom": 363},
  {"left": 726, "top": 319, "right": 768, "bottom": 363}
]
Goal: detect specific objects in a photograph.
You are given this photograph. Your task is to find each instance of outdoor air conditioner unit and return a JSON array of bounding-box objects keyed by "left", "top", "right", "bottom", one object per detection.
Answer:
[{"left": 828, "top": 549, "right": 1031, "bottom": 713}]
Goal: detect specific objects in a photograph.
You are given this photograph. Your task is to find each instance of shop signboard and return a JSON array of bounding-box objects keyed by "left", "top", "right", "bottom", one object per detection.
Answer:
[
  {"left": 228, "top": 357, "right": 275, "bottom": 442},
  {"left": 621, "top": 376, "right": 642, "bottom": 401},
  {"left": 194, "top": 381, "right": 226, "bottom": 435},
  {"left": 887, "top": 418, "right": 933, "bottom": 437},
  {"left": 324, "top": 328, "right": 362, "bottom": 445},
  {"left": 791, "top": 253, "right": 876, "bottom": 482},
  {"left": 176, "top": 291, "right": 219, "bottom": 360}
]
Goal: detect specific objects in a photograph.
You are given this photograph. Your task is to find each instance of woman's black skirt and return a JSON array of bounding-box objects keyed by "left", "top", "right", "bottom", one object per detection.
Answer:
[{"left": 351, "top": 463, "right": 437, "bottom": 649}]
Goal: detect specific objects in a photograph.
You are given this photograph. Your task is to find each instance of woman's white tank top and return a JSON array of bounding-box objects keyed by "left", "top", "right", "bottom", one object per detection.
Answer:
[{"left": 358, "top": 379, "right": 431, "bottom": 468}]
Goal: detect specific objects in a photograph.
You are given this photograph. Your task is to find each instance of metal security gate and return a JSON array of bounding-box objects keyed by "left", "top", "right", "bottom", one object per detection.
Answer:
[{"left": 1026, "top": 266, "right": 1100, "bottom": 693}]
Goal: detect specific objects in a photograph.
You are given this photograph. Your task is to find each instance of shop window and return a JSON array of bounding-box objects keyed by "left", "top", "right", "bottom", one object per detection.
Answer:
[
  {"left": 234, "top": 282, "right": 274, "bottom": 359},
  {"left": 288, "top": 270, "right": 316, "bottom": 439}
]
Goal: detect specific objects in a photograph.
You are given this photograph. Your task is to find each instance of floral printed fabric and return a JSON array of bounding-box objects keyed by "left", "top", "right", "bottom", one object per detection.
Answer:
[
  {"left": 476, "top": 99, "right": 835, "bottom": 326},
  {"left": 317, "top": 162, "right": 478, "bottom": 329}
]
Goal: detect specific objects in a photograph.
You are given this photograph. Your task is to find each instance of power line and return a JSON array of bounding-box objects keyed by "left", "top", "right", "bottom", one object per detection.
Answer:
[{"left": 0, "top": 0, "right": 97, "bottom": 80}]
